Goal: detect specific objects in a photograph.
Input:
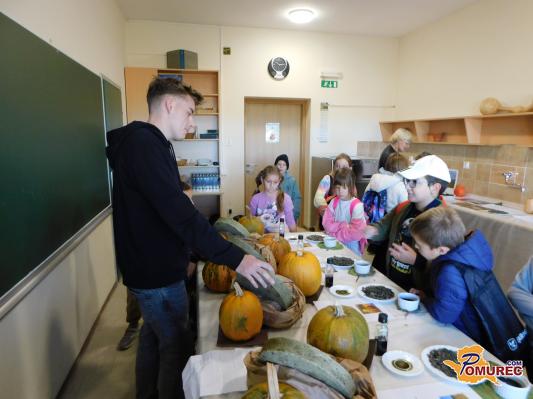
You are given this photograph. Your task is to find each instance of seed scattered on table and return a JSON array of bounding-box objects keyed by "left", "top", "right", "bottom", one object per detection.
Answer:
[{"left": 362, "top": 285, "right": 394, "bottom": 300}]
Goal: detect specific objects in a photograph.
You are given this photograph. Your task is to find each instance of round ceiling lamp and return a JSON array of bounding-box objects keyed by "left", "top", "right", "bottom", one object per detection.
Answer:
[{"left": 287, "top": 8, "right": 315, "bottom": 24}]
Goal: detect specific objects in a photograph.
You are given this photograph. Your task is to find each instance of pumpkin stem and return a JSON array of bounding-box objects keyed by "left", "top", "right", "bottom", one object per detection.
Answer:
[
  {"left": 335, "top": 303, "right": 346, "bottom": 317},
  {"left": 234, "top": 281, "right": 244, "bottom": 297}
]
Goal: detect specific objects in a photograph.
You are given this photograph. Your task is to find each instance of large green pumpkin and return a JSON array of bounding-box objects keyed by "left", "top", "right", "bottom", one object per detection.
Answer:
[{"left": 307, "top": 304, "right": 369, "bottom": 363}]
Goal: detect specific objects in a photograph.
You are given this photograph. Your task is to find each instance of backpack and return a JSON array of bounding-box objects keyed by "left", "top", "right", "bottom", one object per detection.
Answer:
[
  {"left": 362, "top": 189, "right": 388, "bottom": 223},
  {"left": 453, "top": 262, "right": 529, "bottom": 363},
  {"left": 331, "top": 196, "right": 359, "bottom": 215}
]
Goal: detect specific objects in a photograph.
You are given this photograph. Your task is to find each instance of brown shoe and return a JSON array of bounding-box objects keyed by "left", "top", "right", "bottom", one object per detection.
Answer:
[{"left": 116, "top": 324, "right": 139, "bottom": 351}]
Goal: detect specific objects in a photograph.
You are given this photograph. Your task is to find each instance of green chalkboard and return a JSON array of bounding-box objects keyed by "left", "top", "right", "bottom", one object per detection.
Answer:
[
  {"left": 0, "top": 13, "right": 111, "bottom": 300},
  {"left": 102, "top": 78, "right": 124, "bottom": 132}
]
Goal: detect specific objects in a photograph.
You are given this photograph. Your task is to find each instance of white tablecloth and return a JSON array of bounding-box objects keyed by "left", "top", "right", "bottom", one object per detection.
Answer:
[{"left": 185, "top": 233, "right": 497, "bottom": 399}]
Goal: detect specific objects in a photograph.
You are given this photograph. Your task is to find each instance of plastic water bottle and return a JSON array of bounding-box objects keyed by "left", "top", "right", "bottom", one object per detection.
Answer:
[
  {"left": 278, "top": 217, "right": 285, "bottom": 238},
  {"left": 296, "top": 234, "right": 304, "bottom": 256}
]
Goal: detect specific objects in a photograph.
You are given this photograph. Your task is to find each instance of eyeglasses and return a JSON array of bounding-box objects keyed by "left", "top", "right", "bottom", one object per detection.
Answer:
[{"left": 403, "top": 178, "right": 427, "bottom": 188}]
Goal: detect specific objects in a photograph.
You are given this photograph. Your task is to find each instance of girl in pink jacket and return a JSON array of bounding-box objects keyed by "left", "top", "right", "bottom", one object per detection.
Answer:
[{"left": 322, "top": 168, "right": 367, "bottom": 255}]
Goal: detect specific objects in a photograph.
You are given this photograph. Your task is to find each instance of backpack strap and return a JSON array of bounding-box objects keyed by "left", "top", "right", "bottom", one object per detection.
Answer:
[
  {"left": 332, "top": 196, "right": 340, "bottom": 209},
  {"left": 394, "top": 200, "right": 410, "bottom": 214},
  {"left": 349, "top": 197, "right": 361, "bottom": 215}
]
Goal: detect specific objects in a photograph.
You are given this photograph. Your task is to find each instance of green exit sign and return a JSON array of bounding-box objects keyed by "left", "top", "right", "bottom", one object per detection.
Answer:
[{"left": 321, "top": 80, "right": 338, "bottom": 88}]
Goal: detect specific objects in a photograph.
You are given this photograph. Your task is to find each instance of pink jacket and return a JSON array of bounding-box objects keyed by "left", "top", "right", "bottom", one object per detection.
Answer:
[{"left": 323, "top": 197, "right": 368, "bottom": 253}]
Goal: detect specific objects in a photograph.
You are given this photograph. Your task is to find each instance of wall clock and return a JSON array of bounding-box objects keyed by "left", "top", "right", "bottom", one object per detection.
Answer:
[{"left": 268, "top": 57, "right": 290, "bottom": 80}]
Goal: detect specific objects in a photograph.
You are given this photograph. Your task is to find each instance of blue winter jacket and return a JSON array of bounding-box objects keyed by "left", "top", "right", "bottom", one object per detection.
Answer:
[
  {"left": 281, "top": 172, "right": 302, "bottom": 221},
  {"left": 423, "top": 230, "right": 493, "bottom": 343}
]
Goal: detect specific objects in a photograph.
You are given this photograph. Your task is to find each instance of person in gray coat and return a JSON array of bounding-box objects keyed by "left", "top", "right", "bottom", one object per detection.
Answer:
[
  {"left": 275, "top": 154, "right": 302, "bottom": 223},
  {"left": 508, "top": 255, "right": 533, "bottom": 379}
]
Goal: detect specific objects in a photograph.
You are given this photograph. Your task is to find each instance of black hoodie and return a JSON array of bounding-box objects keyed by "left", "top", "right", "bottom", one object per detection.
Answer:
[{"left": 106, "top": 121, "right": 244, "bottom": 289}]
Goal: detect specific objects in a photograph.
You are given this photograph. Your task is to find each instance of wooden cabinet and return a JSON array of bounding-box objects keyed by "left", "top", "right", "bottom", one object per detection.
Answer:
[
  {"left": 380, "top": 112, "right": 533, "bottom": 146},
  {"left": 124, "top": 67, "right": 222, "bottom": 218}
]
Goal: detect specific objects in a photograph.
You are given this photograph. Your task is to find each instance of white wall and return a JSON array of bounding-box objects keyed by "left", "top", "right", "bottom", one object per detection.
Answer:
[
  {"left": 125, "top": 22, "right": 399, "bottom": 220},
  {"left": 0, "top": 1, "right": 124, "bottom": 397},
  {"left": 396, "top": 0, "right": 533, "bottom": 119}
]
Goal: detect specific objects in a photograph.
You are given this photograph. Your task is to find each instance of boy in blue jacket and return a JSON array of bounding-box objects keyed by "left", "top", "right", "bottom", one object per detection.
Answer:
[{"left": 409, "top": 207, "right": 492, "bottom": 345}]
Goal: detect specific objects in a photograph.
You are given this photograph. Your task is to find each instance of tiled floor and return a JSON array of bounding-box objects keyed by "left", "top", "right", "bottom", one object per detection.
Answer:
[{"left": 58, "top": 283, "right": 138, "bottom": 399}]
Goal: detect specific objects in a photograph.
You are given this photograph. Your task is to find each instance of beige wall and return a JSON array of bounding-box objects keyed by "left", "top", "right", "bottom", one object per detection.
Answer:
[
  {"left": 0, "top": 1, "right": 124, "bottom": 397},
  {"left": 125, "top": 22, "right": 399, "bottom": 222},
  {"left": 358, "top": 142, "right": 533, "bottom": 205},
  {"left": 396, "top": 0, "right": 533, "bottom": 119}
]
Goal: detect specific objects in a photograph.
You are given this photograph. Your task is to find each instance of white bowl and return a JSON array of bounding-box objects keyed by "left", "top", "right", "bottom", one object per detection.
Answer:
[
  {"left": 398, "top": 292, "right": 420, "bottom": 312},
  {"left": 323, "top": 236, "right": 337, "bottom": 248},
  {"left": 355, "top": 260, "right": 371, "bottom": 275},
  {"left": 494, "top": 376, "right": 531, "bottom": 399}
]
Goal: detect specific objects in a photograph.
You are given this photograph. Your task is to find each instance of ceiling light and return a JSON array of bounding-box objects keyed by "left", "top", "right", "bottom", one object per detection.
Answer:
[{"left": 288, "top": 9, "right": 315, "bottom": 24}]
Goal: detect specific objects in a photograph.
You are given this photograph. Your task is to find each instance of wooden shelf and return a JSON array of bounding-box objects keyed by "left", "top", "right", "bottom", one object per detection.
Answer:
[
  {"left": 125, "top": 67, "right": 223, "bottom": 217},
  {"left": 178, "top": 165, "right": 220, "bottom": 169},
  {"left": 380, "top": 112, "right": 533, "bottom": 146},
  {"left": 180, "top": 139, "right": 219, "bottom": 142},
  {"left": 192, "top": 190, "right": 222, "bottom": 196}
]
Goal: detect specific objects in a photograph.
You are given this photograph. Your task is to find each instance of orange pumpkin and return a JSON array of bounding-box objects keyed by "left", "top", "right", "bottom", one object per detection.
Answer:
[
  {"left": 202, "top": 262, "right": 236, "bottom": 293},
  {"left": 278, "top": 251, "right": 321, "bottom": 296},
  {"left": 239, "top": 215, "right": 265, "bottom": 235},
  {"left": 219, "top": 282, "right": 263, "bottom": 341},
  {"left": 307, "top": 304, "right": 369, "bottom": 363},
  {"left": 258, "top": 234, "right": 291, "bottom": 264},
  {"left": 454, "top": 184, "right": 466, "bottom": 197},
  {"left": 242, "top": 382, "right": 306, "bottom": 399}
]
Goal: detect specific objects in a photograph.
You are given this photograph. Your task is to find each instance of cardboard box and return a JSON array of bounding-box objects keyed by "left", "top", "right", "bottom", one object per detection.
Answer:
[{"left": 167, "top": 50, "right": 198, "bottom": 69}]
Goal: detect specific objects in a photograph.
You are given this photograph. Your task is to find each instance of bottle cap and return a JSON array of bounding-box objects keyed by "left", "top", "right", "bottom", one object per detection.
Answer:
[
  {"left": 298, "top": 234, "right": 304, "bottom": 239},
  {"left": 378, "top": 313, "right": 388, "bottom": 323},
  {"left": 280, "top": 217, "right": 285, "bottom": 222}
]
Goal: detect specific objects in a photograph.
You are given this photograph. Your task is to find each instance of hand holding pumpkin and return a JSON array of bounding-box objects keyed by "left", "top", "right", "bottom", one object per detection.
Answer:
[{"left": 236, "top": 254, "right": 275, "bottom": 288}]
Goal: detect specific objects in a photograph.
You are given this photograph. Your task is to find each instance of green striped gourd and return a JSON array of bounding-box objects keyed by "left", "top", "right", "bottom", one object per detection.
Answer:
[{"left": 258, "top": 337, "right": 356, "bottom": 399}]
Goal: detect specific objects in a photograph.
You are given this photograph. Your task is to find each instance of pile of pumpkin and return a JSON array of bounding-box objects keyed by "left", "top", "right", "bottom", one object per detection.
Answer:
[{"left": 205, "top": 217, "right": 374, "bottom": 399}]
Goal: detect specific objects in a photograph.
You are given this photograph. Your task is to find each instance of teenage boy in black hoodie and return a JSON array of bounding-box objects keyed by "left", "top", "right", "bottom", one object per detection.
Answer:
[{"left": 106, "top": 77, "right": 274, "bottom": 399}]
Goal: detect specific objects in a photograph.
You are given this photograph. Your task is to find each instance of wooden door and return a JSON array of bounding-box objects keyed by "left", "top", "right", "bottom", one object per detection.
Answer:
[{"left": 244, "top": 100, "right": 303, "bottom": 219}]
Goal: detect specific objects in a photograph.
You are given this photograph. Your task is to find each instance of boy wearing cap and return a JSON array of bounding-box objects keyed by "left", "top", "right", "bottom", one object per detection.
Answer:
[
  {"left": 275, "top": 154, "right": 302, "bottom": 222},
  {"left": 364, "top": 155, "right": 451, "bottom": 290}
]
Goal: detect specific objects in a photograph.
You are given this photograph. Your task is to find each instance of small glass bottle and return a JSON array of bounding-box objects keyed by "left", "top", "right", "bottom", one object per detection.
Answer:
[
  {"left": 278, "top": 217, "right": 285, "bottom": 238},
  {"left": 296, "top": 234, "right": 304, "bottom": 256},
  {"left": 375, "top": 312, "right": 388, "bottom": 356},
  {"left": 325, "top": 258, "right": 334, "bottom": 288}
]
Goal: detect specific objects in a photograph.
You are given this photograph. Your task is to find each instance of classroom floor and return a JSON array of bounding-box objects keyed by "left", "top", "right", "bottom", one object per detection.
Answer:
[{"left": 58, "top": 283, "right": 137, "bottom": 399}]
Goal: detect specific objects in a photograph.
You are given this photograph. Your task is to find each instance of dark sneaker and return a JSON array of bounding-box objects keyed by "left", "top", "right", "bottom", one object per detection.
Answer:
[{"left": 116, "top": 324, "right": 139, "bottom": 351}]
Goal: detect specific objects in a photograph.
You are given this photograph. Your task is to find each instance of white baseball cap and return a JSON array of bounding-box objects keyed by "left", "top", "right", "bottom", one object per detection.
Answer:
[{"left": 398, "top": 155, "right": 451, "bottom": 183}]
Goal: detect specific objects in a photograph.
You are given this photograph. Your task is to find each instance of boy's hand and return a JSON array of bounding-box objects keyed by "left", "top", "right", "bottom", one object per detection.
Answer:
[
  {"left": 389, "top": 242, "right": 417, "bottom": 264},
  {"left": 364, "top": 225, "right": 378, "bottom": 239},
  {"left": 409, "top": 288, "right": 426, "bottom": 300}
]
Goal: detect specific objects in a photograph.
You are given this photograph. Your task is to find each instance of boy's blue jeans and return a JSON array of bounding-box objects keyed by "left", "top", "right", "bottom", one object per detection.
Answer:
[{"left": 129, "top": 280, "right": 192, "bottom": 399}]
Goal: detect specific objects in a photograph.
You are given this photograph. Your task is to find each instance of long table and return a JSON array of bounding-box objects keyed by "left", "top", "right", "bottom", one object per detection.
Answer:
[
  {"left": 447, "top": 195, "right": 533, "bottom": 291},
  {"left": 185, "top": 232, "right": 504, "bottom": 399}
]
